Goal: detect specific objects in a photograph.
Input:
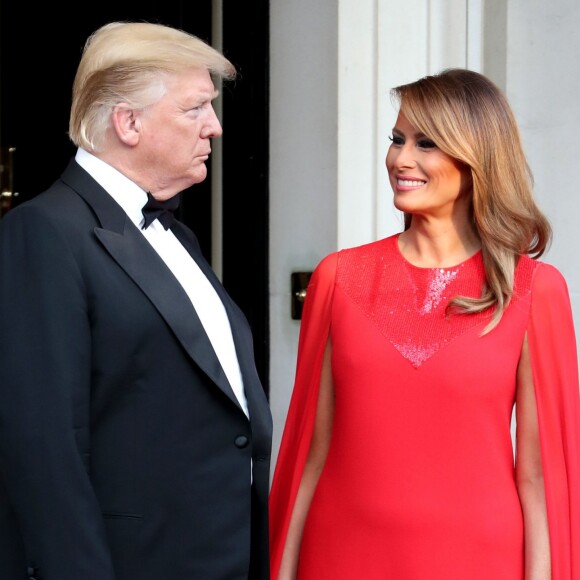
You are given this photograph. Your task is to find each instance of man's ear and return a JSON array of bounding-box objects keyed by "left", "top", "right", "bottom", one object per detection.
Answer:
[{"left": 111, "top": 104, "right": 142, "bottom": 146}]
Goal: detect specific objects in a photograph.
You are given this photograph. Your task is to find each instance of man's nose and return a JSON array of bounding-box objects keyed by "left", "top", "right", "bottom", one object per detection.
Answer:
[{"left": 204, "top": 107, "right": 223, "bottom": 138}]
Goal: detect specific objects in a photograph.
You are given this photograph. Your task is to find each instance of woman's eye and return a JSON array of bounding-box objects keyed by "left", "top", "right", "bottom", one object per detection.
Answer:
[
  {"left": 417, "top": 138, "right": 436, "bottom": 149},
  {"left": 388, "top": 135, "right": 404, "bottom": 146}
]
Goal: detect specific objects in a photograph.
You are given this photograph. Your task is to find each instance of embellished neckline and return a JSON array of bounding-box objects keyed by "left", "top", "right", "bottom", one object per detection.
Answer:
[
  {"left": 393, "top": 233, "right": 482, "bottom": 272},
  {"left": 336, "top": 235, "right": 488, "bottom": 368}
]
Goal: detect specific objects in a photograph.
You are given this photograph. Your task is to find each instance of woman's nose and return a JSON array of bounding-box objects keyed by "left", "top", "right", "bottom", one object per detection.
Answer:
[
  {"left": 393, "top": 144, "right": 416, "bottom": 169},
  {"left": 387, "top": 144, "right": 416, "bottom": 172}
]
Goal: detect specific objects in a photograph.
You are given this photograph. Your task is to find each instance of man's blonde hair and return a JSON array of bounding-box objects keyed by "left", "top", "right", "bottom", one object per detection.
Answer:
[{"left": 69, "top": 21, "right": 236, "bottom": 151}]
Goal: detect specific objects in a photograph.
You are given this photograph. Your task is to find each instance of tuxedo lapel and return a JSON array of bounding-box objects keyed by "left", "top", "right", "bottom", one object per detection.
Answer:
[
  {"left": 173, "top": 223, "right": 272, "bottom": 443},
  {"left": 60, "top": 160, "right": 242, "bottom": 411},
  {"left": 96, "top": 227, "right": 243, "bottom": 406}
]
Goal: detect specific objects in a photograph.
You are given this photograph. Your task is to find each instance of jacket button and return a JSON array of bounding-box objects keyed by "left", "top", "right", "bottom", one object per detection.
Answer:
[{"left": 234, "top": 435, "right": 249, "bottom": 448}]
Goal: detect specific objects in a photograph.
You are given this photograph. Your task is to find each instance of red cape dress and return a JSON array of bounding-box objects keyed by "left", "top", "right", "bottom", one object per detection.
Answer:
[{"left": 269, "top": 234, "right": 580, "bottom": 579}]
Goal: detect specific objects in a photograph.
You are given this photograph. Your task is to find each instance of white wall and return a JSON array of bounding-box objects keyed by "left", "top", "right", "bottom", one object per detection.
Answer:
[
  {"left": 269, "top": 0, "right": 339, "bottom": 467},
  {"left": 504, "top": 0, "right": 580, "bottom": 347},
  {"left": 269, "top": 0, "right": 580, "bottom": 470}
]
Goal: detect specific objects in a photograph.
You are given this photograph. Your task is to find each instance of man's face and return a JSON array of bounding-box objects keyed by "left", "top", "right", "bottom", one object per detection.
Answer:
[{"left": 138, "top": 67, "right": 222, "bottom": 199}]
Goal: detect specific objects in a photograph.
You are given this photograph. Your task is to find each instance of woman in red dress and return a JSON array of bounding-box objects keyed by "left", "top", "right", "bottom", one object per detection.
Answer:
[{"left": 269, "top": 69, "right": 580, "bottom": 580}]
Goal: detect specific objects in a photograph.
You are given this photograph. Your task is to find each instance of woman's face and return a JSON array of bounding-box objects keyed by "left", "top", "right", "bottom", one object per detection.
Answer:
[{"left": 386, "top": 113, "right": 472, "bottom": 221}]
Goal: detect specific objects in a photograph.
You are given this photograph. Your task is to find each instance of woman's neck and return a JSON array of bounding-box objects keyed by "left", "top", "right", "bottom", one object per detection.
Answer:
[{"left": 398, "top": 220, "right": 481, "bottom": 268}]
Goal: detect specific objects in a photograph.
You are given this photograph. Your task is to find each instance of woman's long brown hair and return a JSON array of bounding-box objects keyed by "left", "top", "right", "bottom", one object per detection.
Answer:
[{"left": 392, "top": 68, "right": 552, "bottom": 332}]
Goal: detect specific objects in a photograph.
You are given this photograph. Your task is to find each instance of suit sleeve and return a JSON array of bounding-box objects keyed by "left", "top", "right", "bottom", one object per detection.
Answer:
[
  {"left": 0, "top": 206, "right": 117, "bottom": 579},
  {"left": 268, "top": 252, "right": 338, "bottom": 579},
  {"left": 527, "top": 263, "right": 580, "bottom": 580}
]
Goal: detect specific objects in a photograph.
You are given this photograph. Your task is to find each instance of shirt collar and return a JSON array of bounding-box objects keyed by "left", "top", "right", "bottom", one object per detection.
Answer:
[{"left": 75, "top": 148, "right": 148, "bottom": 229}]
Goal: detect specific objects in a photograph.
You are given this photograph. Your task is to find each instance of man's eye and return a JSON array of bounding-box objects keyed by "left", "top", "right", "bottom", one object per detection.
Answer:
[
  {"left": 191, "top": 101, "right": 209, "bottom": 112},
  {"left": 388, "top": 135, "right": 404, "bottom": 146}
]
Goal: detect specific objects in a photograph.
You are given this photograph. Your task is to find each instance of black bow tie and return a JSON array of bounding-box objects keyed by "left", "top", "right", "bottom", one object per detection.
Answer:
[{"left": 141, "top": 192, "right": 180, "bottom": 230}]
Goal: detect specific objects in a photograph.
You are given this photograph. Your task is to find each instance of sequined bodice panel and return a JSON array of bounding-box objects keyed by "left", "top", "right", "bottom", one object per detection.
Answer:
[{"left": 336, "top": 235, "right": 489, "bottom": 367}]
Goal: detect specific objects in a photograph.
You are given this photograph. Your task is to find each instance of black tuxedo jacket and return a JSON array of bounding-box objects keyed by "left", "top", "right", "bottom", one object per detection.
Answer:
[{"left": 0, "top": 159, "right": 272, "bottom": 580}]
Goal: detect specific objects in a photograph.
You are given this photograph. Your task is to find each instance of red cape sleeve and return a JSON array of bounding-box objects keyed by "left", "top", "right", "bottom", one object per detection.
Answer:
[
  {"left": 528, "top": 263, "right": 580, "bottom": 579},
  {"left": 269, "top": 253, "right": 338, "bottom": 579}
]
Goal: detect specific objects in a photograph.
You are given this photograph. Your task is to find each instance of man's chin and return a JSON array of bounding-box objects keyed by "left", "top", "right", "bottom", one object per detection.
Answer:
[{"left": 185, "top": 165, "right": 208, "bottom": 188}]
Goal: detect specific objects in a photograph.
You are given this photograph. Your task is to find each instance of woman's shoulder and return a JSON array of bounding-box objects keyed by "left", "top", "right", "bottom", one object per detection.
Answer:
[
  {"left": 309, "top": 252, "right": 338, "bottom": 287},
  {"left": 532, "top": 260, "right": 571, "bottom": 298},
  {"left": 339, "top": 234, "right": 397, "bottom": 256},
  {"left": 515, "top": 255, "right": 570, "bottom": 300},
  {"left": 312, "top": 234, "right": 398, "bottom": 278},
  {"left": 336, "top": 234, "right": 398, "bottom": 268}
]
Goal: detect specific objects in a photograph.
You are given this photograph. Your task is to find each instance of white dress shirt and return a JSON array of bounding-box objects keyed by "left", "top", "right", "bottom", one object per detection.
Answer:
[{"left": 75, "top": 148, "right": 250, "bottom": 418}]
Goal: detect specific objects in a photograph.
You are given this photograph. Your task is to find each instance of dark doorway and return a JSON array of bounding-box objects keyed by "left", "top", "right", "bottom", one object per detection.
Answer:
[{"left": 0, "top": 1, "right": 270, "bottom": 392}]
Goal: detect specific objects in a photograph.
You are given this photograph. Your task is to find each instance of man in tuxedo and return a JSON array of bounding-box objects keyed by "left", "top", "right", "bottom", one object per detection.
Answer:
[{"left": 0, "top": 21, "right": 272, "bottom": 580}]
